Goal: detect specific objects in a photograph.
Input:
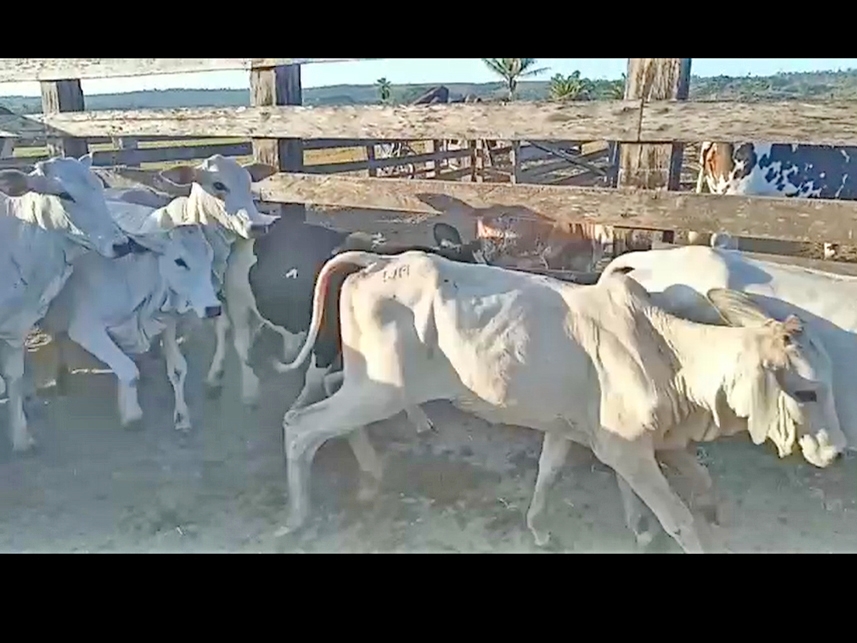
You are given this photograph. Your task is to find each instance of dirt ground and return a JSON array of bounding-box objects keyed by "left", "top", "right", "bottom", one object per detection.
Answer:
[{"left": 1, "top": 207, "right": 856, "bottom": 553}]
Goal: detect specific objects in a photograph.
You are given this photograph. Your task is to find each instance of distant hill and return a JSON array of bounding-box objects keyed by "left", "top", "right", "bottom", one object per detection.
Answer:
[{"left": 3, "top": 69, "right": 857, "bottom": 114}]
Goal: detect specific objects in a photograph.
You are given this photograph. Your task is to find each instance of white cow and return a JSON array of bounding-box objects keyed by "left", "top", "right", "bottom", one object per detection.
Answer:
[
  {"left": 0, "top": 155, "right": 134, "bottom": 452},
  {"left": 49, "top": 155, "right": 280, "bottom": 400},
  {"left": 599, "top": 244, "right": 857, "bottom": 544},
  {"left": 271, "top": 251, "right": 845, "bottom": 553}
]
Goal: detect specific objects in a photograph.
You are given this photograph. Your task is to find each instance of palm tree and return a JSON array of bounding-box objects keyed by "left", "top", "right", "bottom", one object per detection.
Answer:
[
  {"left": 376, "top": 77, "right": 392, "bottom": 103},
  {"left": 548, "top": 71, "right": 592, "bottom": 101},
  {"left": 482, "top": 58, "right": 549, "bottom": 100},
  {"left": 608, "top": 73, "right": 627, "bottom": 99}
]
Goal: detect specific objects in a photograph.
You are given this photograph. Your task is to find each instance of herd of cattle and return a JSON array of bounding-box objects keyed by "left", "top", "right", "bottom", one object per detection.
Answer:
[{"left": 1, "top": 142, "right": 856, "bottom": 554}]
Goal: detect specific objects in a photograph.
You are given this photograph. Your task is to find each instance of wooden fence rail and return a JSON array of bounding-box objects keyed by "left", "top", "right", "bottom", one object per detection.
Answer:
[
  {"left": 1, "top": 57, "right": 854, "bottom": 253},
  {"left": 3, "top": 101, "right": 857, "bottom": 146}
]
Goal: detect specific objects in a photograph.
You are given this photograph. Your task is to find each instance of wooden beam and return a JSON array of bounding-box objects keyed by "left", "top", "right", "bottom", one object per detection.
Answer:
[
  {"left": 0, "top": 58, "right": 371, "bottom": 83},
  {"left": 617, "top": 58, "right": 692, "bottom": 246},
  {"left": 16, "top": 99, "right": 857, "bottom": 145},
  {"left": 40, "top": 79, "right": 88, "bottom": 158},
  {"left": 0, "top": 102, "right": 641, "bottom": 140},
  {"left": 250, "top": 64, "right": 305, "bottom": 221},
  {"left": 253, "top": 173, "right": 857, "bottom": 245},
  {"left": 618, "top": 59, "right": 691, "bottom": 190}
]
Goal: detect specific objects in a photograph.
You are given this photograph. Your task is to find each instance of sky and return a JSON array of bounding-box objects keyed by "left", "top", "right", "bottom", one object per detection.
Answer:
[{"left": 2, "top": 58, "right": 857, "bottom": 97}]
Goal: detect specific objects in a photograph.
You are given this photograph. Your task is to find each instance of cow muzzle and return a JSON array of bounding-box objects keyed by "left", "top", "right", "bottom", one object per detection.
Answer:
[
  {"left": 112, "top": 238, "right": 149, "bottom": 258},
  {"left": 799, "top": 429, "right": 846, "bottom": 468},
  {"left": 204, "top": 305, "right": 222, "bottom": 319}
]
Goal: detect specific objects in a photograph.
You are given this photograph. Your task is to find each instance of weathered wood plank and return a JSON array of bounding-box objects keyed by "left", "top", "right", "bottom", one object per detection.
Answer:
[
  {"left": 13, "top": 135, "right": 405, "bottom": 152},
  {"left": 254, "top": 173, "right": 857, "bottom": 244},
  {"left": 0, "top": 102, "right": 641, "bottom": 140},
  {"left": 5, "top": 142, "right": 472, "bottom": 172},
  {"left": 0, "top": 58, "right": 370, "bottom": 83},
  {"left": 308, "top": 146, "right": 472, "bottom": 175},
  {"left": 13, "top": 100, "right": 857, "bottom": 145},
  {"left": 617, "top": 58, "right": 692, "bottom": 247},
  {"left": 40, "top": 79, "right": 88, "bottom": 158},
  {"left": 618, "top": 59, "right": 690, "bottom": 191},
  {"left": 251, "top": 63, "right": 305, "bottom": 221},
  {"left": 640, "top": 100, "right": 857, "bottom": 147},
  {"left": 91, "top": 142, "right": 253, "bottom": 166}
]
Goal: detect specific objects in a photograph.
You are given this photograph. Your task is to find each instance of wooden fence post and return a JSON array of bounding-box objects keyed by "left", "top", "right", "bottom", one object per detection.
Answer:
[
  {"left": 113, "top": 136, "right": 140, "bottom": 167},
  {"left": 250, "top": 63, "right": 305, "bottom": 221},
  {"left": 470, "top": 139, "right": 484, "bottom": 182},
  {"left": 614, "top": 58, "right": 691, "bottom": 250},
  {"left": 509, "top": 141, "right": 521, "bottom": 184},
  {"left": 366, "top": 143, "right": 378, "bottom": 177},
  {"left": 40, "top": 79, "right": 88, "bottom": 158}
]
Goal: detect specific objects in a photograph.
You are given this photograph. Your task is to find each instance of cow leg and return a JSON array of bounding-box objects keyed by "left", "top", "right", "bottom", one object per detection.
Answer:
[
  {"left": 594, "top": 433, "right": 705, "bottom": 554},
  {"left": 322, "top": 369, "right": 343, "bottom": 397},
  {"left": 278, "top": 381, "right": 406, "bottom": 535},
  {"left": 290, "top": 357, "right": 330, "bottom": 411},
  {"left": 162, "top": 321, "right": 191, "bottom": 432},
  {"left": 231, "top": 307, "right": 261, "bottom": 408},
  {"left": 0, "top": 342, "right": 36, "bottom": 453},
  {"left": 346, "top": 427, "right": 386, "bottom": 503},
  {"left": 204, "top": 312, "right": 230, "bottom": 398},
  {"left": 321, "top": 368, "right": 433, "bottom": 435},
  {"left": 405, "top": 405, "right": 435, "bottom": 434},
  {"left": 526, "top": 431, "right": 572, "bottom": 547},
  {"left": 67, "top": 322, "right": 143, "bottom": 429},
  {"left": 617, "top": 448, "right": 720, "bottom": 545},
  {"left": 616, "top": 473, "right": 659, "bottom": 548},
  {"left": 659, "top": 449, "right": 719, "bottom": 524}
]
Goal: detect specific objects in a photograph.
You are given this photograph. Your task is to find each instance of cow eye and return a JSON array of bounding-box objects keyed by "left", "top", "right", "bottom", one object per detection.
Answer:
[
  {"left": 58, "top": 191, "right": 75, "bottom": 202},
  {"left": 212, "top": 181, "right": 228, "bottom": 192},
  {"left": 175, "top": 258, "right": 188, "bottom": 269}
]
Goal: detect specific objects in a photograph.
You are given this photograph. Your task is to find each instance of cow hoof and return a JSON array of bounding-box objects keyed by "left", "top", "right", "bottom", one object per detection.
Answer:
[
  {"left": 12, "top": 437, "right": 38, "bottom": 455},
  {"left": 700, "top": 503, "right": 720, "bottom": 526},
  {"left": 204, "top": 381, "right": 223, "bottom": 399},
  {"left": 123, "top": 417, "right": 144, "bottom": 432},
  {"left": 274, "top": 514, "right": 307, "bottom": 538},
  {"left": 357, "top": 477, "right": 382, "bottom": 503},
  {"left": 174, "top": 414, "right": 192, "bottom": 433},
  {"left": 634, "top": 529, "right": 656, "bottom": 549},
  {"left": 242, "top": 397, "right": 259, "bottom": 410},
  {"left": 530, "top": 528, "right": 551, "bottom": 548}
]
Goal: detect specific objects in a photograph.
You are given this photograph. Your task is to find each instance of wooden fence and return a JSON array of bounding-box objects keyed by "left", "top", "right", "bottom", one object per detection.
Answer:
[{"left": 1, "top": 57, "right": 855, "bottom": 268}]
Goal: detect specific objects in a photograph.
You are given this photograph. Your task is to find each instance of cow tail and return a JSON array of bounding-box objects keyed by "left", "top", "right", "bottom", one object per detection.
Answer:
[{"left": 270, "top": 251, "right": 384, "bottom": 373}]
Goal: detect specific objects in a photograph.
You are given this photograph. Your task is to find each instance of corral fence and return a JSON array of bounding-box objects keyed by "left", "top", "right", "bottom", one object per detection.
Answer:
[{"left": 1, "top": 58, "right": 856, "bottom": 277}]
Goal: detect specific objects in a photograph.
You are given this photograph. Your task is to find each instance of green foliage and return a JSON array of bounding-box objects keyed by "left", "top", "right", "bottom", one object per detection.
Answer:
[
  {"left": 548, "top": 71, "right": 593, "bottom": 101},
  {"left": 376, "top": 77, "right": 392, "bottom": 103},
  {"left": 3, "top": 69, "right": 857, "bottom": 114},
  {"left": 482, "top": 58, "right": 549, "bottom": 100}
]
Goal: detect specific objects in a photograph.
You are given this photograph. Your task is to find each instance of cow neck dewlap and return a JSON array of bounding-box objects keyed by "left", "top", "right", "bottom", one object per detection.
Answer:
[
  {"left": 3, "top": 191, "right": 74, "bottom": 232},
  {"left": 644, "top": 307, "right": 764, "bottom": 420},
  {"left": 6, "top": 192, "right": 92, "bottom": 262},
  {"left": 185, "top": 183, "right": 237, "bottom": 234}
]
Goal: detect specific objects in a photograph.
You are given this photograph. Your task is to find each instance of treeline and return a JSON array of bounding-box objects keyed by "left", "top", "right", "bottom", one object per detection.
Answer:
[{"left": 2, "top": 68, "right": 856, "bottom": 113}]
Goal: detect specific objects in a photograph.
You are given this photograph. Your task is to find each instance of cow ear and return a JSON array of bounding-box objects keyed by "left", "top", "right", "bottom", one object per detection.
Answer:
[
  {"left": 433, "top": 222, "right": 463, "bottom": 248},
  {"left": 244, "top": 162, "right": 278, "bottom": 183},
  {"left": 158, "top": 165, "right": 198, "bottom": 187},
  {"left": 0, "top": 169, "right": 33, "bottom": 197},
  {"left": 705, "top": 288, "right": 772, "bottom": 327}
]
